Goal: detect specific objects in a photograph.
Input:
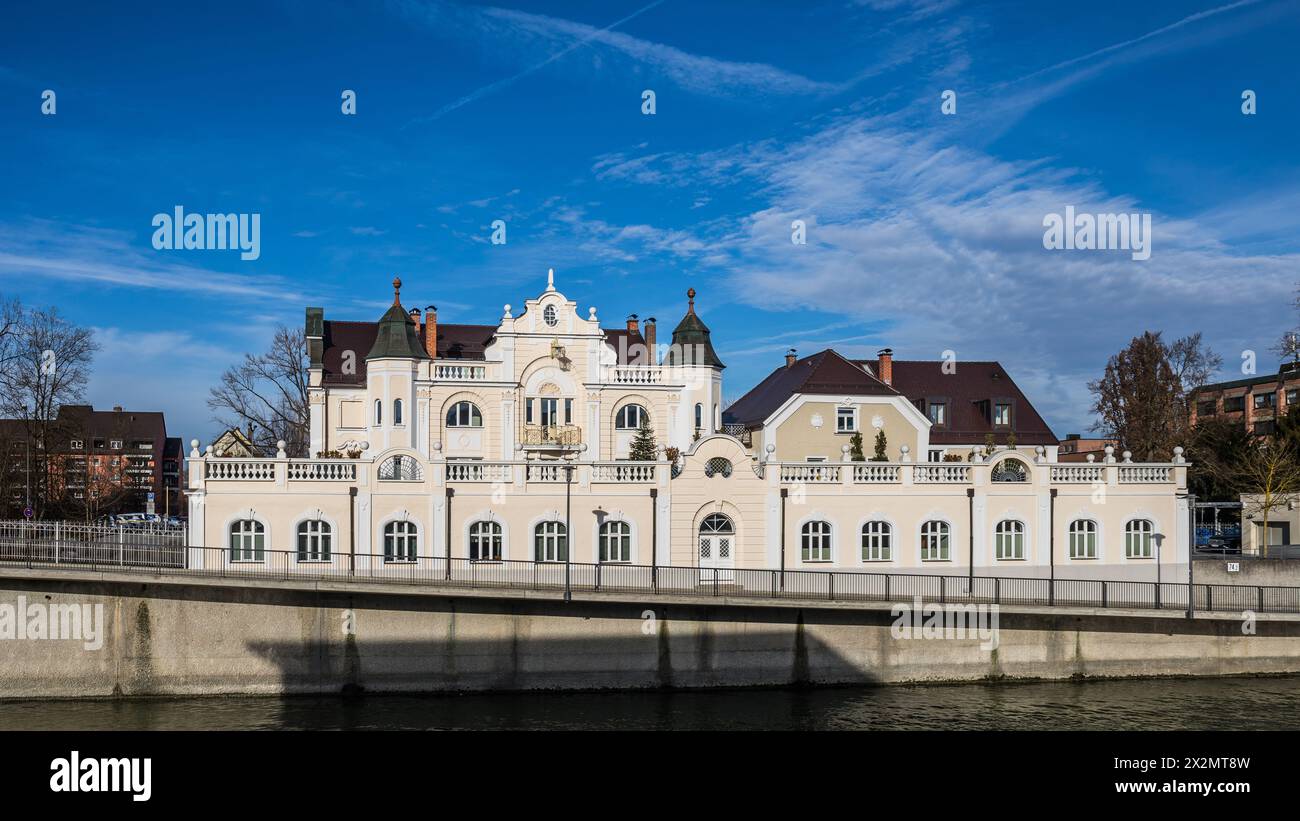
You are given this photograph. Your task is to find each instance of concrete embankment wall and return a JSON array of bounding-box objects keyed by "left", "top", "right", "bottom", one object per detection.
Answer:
[
  {"left": 1194, "top": 558, "right": 1300, "bottom": 587},
  {"left": 1, "top": 569, "right": 1299, "bottom": 698}
]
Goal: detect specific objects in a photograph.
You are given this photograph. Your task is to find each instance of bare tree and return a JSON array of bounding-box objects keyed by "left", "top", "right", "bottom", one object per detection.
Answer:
[
  {"left": 207, "top": 326, "right": 309, "bottom": 457},
  {"left": 1272, "top": 284, "right": 1300, "bottom": 366},
  {"left": 1210, "top": 437, "right": 1300, "bottom": 554},
  {"left": 0, "top": 304, "right": 98, "bottom": 519}
]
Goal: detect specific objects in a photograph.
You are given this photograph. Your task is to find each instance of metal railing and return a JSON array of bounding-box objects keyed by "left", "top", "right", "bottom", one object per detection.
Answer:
[{"left": 2, "top": 531, "right": 1300, "bottom": 616}]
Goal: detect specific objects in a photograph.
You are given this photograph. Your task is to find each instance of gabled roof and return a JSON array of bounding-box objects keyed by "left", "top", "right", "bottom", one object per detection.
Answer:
[
  {"left": 723, "top": 349, "right": 898, "bottom": 427},
  {"left": 858, "top": 359, "right": 1058, "bottom": 446}
]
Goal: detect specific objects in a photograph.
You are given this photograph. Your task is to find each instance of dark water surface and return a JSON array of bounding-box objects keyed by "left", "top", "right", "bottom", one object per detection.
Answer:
[{"left": 4, "top": 675, "right": 1300, "bottom": 730}]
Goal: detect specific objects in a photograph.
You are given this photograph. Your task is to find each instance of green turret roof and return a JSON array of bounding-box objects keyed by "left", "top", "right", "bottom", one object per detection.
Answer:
[
  {"left": 663, "top": 288, "right": 725, "bottom": 369},
  {"left": 366, "top": 278, "right": 430, "bottom": 360}
]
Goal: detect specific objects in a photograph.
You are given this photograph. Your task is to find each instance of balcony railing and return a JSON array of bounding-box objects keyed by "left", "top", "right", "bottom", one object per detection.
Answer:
[
  {"left": 286, "top": 461, "right": 357, "bottom": 481},
  {"left": 603, "top": 366, "right": 663, "bottom": 385},
  {"left": 780, "top": 464, "right": 841, "bottom": 483},
  {"left": 853, "top": 464, "right": 900, "bottom": 483},
  {"left": 1051, "top": 465, "right": 1105, "bottom": 483},
  {"left": 446, "top": 462, "right": 513, "bottom": 483},
  {"left": 433, "top": 362, "right": 491, "bottom": 381},
  {"left": 520, "top": 425, "right": 582, "bottom": 447},
  {"left": 913, "top": 464, "right": 971, "bottom": 483},
  {"left": 1120, "top": 466, "right": 1173, "bottom": 483},
  {"left": 590, "top": 462, "right": 657, "bottom": 483}
]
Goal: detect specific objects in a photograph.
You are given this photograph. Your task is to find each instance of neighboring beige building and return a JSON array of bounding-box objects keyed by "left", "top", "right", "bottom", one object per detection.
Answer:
[
  {"left": 1241, "top": 493, "right": 1298, "bottom": 553},
  {"left": 189, "top": 272, "right": 1190, "bottom": 580}
]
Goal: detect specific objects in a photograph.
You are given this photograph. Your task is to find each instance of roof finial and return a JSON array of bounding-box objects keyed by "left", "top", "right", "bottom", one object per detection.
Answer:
[
  {"left": 546, "top": 268, "right": 556, "bottom": 292},
  {"left": 392, "top": 276, "right": 402, "bottom": 306},
  {"left": 687, "top": 287, "right": 696, "bottom": 315}
]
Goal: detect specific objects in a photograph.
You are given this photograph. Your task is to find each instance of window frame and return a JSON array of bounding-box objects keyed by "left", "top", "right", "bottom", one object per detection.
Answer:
[
  {"left": 835, "top": 406, "right": 857, "bottom": 434},
  {"left": 468, "top": 520, "right": 503, "bottom": 562},
  {"left": 229, "top": 519, "right": 266, "bottom": 563},
  {"left": 861, "top": 520, "right": 892, "bottom": 562},
  {"left": 598, "top": 520, "right": 632, "bottom": 563},
  {"left": 383, "top": 520, "right": 419, "bottom": 563},
  {"left": 615, "top": 404, "right": 646, "bottom": 430},
  {"left": 534, "top": 521, "right": 568, "bottom": 563},
  {"left": 296, "top": 519, "right": 333, "bottom": 562},
  {"left": 446, "top": 401, "right": 484, "bottom": 428},
  {"left": 1125, "top": 519, "right": 1154, "bottom": 559},
  {"left": 920, "top": 520, "right": 950, "bottom": 561},
  {"left": 1068, "top": 519, "right": 1098, "bottom": 560},
  {"left": 994, "top": 519, "right": 1025, "bottom": 561},
  {"left": 800, "top": 520, "right": 833, "bottom": 563}
]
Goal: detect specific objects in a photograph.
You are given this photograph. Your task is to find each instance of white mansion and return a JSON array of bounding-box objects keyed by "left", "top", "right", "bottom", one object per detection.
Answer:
[{"left": 187, "top": 272, "right": 1190, "bottom": 580}]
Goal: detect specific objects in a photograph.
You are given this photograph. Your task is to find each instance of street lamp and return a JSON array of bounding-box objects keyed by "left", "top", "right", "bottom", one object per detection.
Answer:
[{"left": 562, "top": 443, "right": 587, "bottom": 602}]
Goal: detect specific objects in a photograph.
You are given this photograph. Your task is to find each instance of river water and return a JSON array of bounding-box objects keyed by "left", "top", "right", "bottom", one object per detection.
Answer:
[{"left": 3, "top": 675, "right": 1300, "bottom": 730}]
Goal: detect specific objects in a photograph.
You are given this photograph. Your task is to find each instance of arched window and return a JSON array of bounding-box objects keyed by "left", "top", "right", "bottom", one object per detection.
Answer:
[
  {"left": 297, "top": 519, "right": 332, "bottom": 562},
  {"left": 700, "top": 514, "right": 734, "bottom": 534},
  {"left": 535, "top": 521, "right": 567, "bottom": 562},
  {"left": 801, "top": 520, "right": 832, "bottom": 562},
  {"left": 599, "top": 520, "right": 631, "bottom": 563},
  {"left": 543, "top": 304, "right": 558, "bottom": 327},
  {"left": 374, "top": 399, "right": 382, "bottom": 426},
  {"left": 377, "top": 455, "right": 423, "bottom": 481},
  {"left": 446, "top": 401, "right": 483, "bottom": 428},
  {"left": 468, "top": 520, "right": 502, "bottom": 562},
  {"left": 921, "top": 520, "right": 950, "bottom": 561},
  {"left": 991, "top": 458, "right": 1028, "bottom": 482},
  {"left": 1125, "top": 519, "right": 1154, "bottom": 558},
  {"left": 383, "top": 520, "right": 418, "bottom": 563},
  {"left": 229, "top": 519, "right": 265, "bottom": 563},
  {"left": 615, "top": 404, "right": 646, "bottom": 430},
  {"left": 861, "top": 521, "right": 892, "bottom": 562},
  {"left": 704, "top": 457, "right": 732, "bottom": 478},
  {"left": 1069, "top": 519, "right": 1098, "bottom": 559},
  {"left": 393, "top": 399, "right": 403, "bottom": 425},
  {"left": 694, "top": 403, "right": 703, "bottom": 432},
  {"left": 995, "top": 519, "right": 1025, "bottom": 560}
]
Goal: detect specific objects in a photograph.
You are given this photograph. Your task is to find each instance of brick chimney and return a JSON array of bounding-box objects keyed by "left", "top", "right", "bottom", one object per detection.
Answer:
[
  {"left": 643, "top": 317, "right": 657, "bottom": 364},
  {"left": 785, "top": 348, "right": 797, "bottom": 368},
  {"left": 626, "top": 313, "right": 639, "bottom": 333},
  {"left": 877, "top": 348, "right": 893, "bottom": 386},
  {"left": 424, "top": 305, "right": 438, "bottom": 359},
  {"left": 408, "top": 307, "right": 421, "bottom": 336}
]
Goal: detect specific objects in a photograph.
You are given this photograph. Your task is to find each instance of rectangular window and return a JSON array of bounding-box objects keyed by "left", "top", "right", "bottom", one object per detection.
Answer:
[
  {"left": 1223, "top": 396, "right": 1245, "bottom": 412},
  {"left": 525, "top": 399, "right": 533, "bottom": 425},
  {"left": 1288, "top": 389, "right": 1298, "bottom": 406},
  {"left": 70, "top": 440, "right": 82, "bottom": 450},
  {"left": 927, "top": 402, "right": 946, "bottom": 426},
  {"left": 994, "top": 403, "right": 1011, "bottom": 426},
  {"left": 540, "top": 398, "right": 559, "bottom": 427},
  {"left": 564, "top": 398, "right": 573, "bottom": 425},
  {"left": 928, "top": 449, "right": 944, "bottom": 463},
  {"left": 1254, "top": 420, "right": 1277, "bottom": 436},
  {"left": 836, "top": 406, "right": 856, "bottom": 433},
  {"left": 110, "top": 440, "right": 122, "bottom": 450},
  {"left": 1196, "top": 400, "right": 1216, "bottom": 417},
  {"left": 1254, "top": 392, "right": 1276, "bottom": 410}
]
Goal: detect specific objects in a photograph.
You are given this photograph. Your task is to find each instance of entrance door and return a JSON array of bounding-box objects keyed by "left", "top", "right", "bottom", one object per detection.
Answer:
[{"left": 698, "top": 513, "right": 735, "bottom": 582}]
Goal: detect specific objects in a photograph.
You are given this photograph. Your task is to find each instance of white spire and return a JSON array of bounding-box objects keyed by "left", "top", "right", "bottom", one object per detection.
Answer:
[{"left": 546, "top": 267, "right": 556, "bottom": 292}]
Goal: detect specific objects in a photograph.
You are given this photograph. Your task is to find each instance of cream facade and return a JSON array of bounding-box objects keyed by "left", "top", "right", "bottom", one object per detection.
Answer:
[{"left": 189, "top": 273, "right": 1191, "bottom": 582}]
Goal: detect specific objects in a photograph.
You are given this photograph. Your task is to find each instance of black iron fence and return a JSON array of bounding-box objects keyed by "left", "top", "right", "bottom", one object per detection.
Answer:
[{"left": 1, "top": 532, "right": 1299, "bottom": 616}]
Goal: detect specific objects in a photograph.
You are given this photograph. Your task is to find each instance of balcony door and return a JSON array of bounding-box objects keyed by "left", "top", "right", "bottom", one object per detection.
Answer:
[{"left": 698, "top": 513, "right": 735, "bottom": 582}]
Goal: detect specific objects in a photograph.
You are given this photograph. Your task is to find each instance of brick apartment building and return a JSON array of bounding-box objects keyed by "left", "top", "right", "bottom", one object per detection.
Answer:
[
  {"left": 1190, "top": 362, "right": 1300, "bottom": 436},
  {"left": 0, "top": 404, "right": 183, "bottom": 519}
]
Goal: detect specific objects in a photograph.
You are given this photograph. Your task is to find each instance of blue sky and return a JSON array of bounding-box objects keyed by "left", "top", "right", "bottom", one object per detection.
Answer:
[{"left": 2, "top": 0, "right": 1298, "bottom": 445}]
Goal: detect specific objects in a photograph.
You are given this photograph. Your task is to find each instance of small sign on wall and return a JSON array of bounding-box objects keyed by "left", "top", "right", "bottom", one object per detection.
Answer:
[{"left": 1227, "top": 562, "right": 1240, "bottom": 573}]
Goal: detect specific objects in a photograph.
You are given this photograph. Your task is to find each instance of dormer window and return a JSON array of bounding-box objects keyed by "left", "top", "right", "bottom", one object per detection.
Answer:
[
  {"left": 994, "top": 403, "right": 1011, "bottom": 426},
  {"left": 543, "top": 305, "right": 558, "bottom": 327},
  {"left": 928, "top": 402, "right": 946, "bottom": 426},
  {"left": 835, "top": 406, "right": 856, "bottom": 433}
]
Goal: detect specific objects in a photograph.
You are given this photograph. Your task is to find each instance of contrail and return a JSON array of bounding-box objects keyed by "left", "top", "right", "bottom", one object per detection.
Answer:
[{"left": 410, "top": 0, "right": 666, "bottom": 125}]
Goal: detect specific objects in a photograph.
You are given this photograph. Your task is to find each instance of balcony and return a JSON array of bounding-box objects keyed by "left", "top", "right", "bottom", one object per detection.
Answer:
[
  {"left": 432, "top": 361, "right": 494, "bottom": 381},
  {"left": 603, "top": 366, "right": 663, "bottom": 385},
  {"left": 520, "top": 425, "right": 582, "bottom": 449}
]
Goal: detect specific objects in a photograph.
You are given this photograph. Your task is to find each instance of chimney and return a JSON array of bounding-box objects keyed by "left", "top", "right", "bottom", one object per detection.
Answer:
[
  {"left": 626, "top": 313, "right": 639, "bottom": 333},
  {"left": 877, "top": 348, "right": 893, "bottom": 386},
  {"left": 644, "top": 317, "right": 657, "bottom": 364},
  {"left": 408, "top": 307, "right": 421, "bottom": 336},
  {"left": 424, "top": 305, "right": 437, "bottom": 359},
  {"left": 785, "top": 348, "right": 797, "bottom": 368},
  {"left": 113, "top": 406, "right": 123, "bottom": 413}
]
